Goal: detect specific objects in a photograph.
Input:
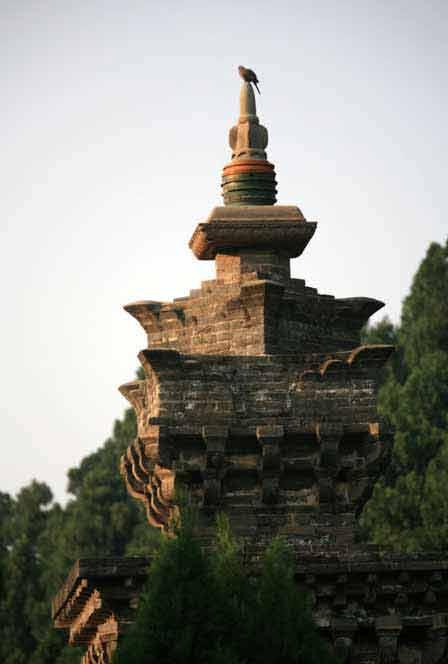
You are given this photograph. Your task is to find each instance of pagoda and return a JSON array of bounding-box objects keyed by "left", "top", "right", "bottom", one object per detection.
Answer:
[{"left": 53, "top": 74, "right": 448, "bottom": 664}]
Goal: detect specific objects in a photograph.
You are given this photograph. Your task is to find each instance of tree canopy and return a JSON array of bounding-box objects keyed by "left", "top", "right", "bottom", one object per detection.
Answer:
[
  {"left": 360, "top": 239, "right": 448, "bottom": 551},
  {"left": 114, "top": 514, "right": 336, "bottom": 664}
]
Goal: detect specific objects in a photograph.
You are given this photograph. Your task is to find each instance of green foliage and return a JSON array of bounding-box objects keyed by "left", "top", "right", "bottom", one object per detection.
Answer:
[
  {"left": 0, "top": 481, "right": 53, "bottom": 663},
  {"left": 115, "top": 516, "right": 336, "bottom": 664},
  {"left": 361, "top": 315, "right": 398, "bottom": 347},
  {"left": 360, "top": 239, "right": 448, "bottom": 551},
  {"left": 115, "top": 518, "right": 215, "bottom": 664},
  {"left": 246, "top": 537, "right": 334, "bottom": 664},
  {"left": 400, "top": 242, "right": 448, "bottom": 368}
]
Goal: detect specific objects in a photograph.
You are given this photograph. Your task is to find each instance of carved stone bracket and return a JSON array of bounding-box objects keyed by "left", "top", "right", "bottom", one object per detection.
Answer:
[
  {"left": 256, "top": 425, "right": 284, "bottom": 504},
  {"left": 202, "top": 425, "right": 228, "bottom": 507}
]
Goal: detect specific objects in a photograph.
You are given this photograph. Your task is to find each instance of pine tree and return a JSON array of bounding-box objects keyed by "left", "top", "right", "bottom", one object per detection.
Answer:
[
  {"left": 360, "top": 239, "right": 448, "bottom": 551},
  {"left": 247, "top": 537, "right": 334, "bottom": 664},
  {"left": 114, "top": 512, "right": 218, "bottom": 664},
  {"left": 0, "top": 482, "right": 54, "bottom": 664},
  {"left": 115, "top": 515, "right": 336, "bottom": 664}
]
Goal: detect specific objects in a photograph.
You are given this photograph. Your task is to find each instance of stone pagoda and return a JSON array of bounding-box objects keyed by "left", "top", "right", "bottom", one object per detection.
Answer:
[{"left": 53, "top": 75, "right": 448, "bottom": 664}]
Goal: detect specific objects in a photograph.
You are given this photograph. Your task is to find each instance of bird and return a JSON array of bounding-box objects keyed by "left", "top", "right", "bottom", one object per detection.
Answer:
[{"left": 238, "top": 65, "right": 261, "bottom": 94}]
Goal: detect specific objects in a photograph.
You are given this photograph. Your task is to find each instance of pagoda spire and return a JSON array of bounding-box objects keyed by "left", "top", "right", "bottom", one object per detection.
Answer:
[{"left": 221, "top": 75, "right": 277, "bottom": 206}]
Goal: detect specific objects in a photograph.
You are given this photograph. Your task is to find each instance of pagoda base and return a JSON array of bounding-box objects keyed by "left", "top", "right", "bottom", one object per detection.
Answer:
[{"left": 53, "top": 550, "right": 448, "bottom": 664}]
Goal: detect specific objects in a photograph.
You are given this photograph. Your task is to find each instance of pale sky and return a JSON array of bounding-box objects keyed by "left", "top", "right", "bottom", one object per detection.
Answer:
[{"left": 1, "top": 0, "right": 446, "bottom": 503}]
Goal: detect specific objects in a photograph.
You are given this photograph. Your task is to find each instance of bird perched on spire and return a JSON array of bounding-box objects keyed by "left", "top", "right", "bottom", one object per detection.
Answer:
[{"left": 238, "top": 65, "right": 261, "bottom": 94}]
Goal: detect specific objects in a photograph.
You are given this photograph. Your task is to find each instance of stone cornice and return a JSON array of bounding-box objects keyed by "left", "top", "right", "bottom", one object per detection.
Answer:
[{"left": 189, "top": 206, "right": 316, "bottom": 259}]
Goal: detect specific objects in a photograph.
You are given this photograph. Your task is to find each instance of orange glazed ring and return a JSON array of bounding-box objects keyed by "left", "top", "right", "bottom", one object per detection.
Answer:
[{"left": 223, "top": 163, "right": 275, "bottom": 176}]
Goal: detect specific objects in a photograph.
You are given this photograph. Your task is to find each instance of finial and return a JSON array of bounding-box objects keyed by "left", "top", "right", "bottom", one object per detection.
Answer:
[
  {"left": 221, "top": 68, "right": 277, "bottom": 206},
  {"left": 238, "top": 79, "right": 257, "bottom": 122}
]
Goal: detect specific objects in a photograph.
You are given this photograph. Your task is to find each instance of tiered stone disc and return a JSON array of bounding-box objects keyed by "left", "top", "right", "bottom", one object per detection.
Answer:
[
  {"left": 221, "top": 158, "right": 277, "bottom": 206},
  {"left": 222, "top": 81, "right": 277, "bottom": 206}
]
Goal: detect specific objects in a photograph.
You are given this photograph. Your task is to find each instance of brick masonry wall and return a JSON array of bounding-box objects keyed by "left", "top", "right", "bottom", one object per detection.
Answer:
[
  {"left": 119, "top": 346, "right": 393, "bottom": 544},
  {"left": 125, "top": 274, "right": 384, "bottom": 357}
]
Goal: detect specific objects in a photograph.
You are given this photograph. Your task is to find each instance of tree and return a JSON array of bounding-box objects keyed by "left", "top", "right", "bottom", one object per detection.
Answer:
[
  {"left": 0, "top": 492, "right": 13, "bottom": 634},
  {"left": 0, "top": 481, "right": 54, "bottom": 664},
  {"left": 247, "top": 538, "right": 334, "bottom": 664},
  {"left": 115, "top": 511, "right": 218, "bottom": 664},
  {"left": 114, "top": 515, "right": 336, "bottom": 664},
  {"left": 360, "top": 239, "right": 448, "bottom": 551}
]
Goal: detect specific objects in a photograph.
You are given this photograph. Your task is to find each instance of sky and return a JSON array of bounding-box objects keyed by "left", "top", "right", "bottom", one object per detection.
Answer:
[{"left": 1, "top": 0, "right": 447, "bottom": 503}]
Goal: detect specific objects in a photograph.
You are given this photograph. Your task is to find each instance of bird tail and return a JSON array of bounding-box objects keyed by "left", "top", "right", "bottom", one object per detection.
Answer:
[{"left": 254, "top": 82, "right": 261, "bottom": 95}]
